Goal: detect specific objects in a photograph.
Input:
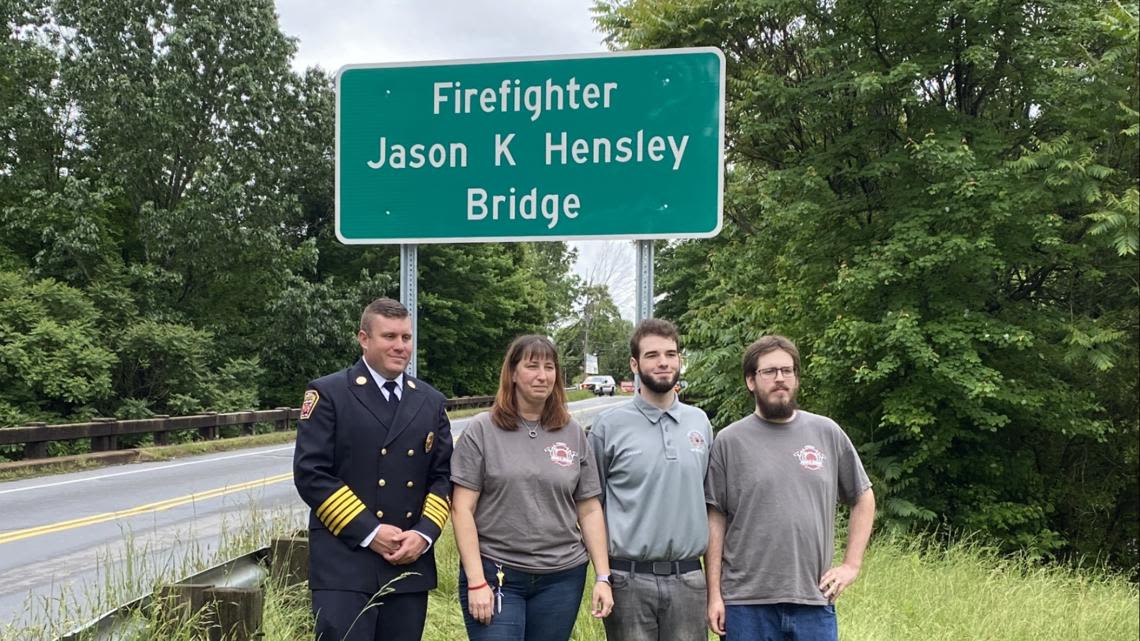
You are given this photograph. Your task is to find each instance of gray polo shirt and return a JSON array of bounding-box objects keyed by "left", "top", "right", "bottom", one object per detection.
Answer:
[{"left": 589, "top": 394, "right": 713, "bottom": 561}]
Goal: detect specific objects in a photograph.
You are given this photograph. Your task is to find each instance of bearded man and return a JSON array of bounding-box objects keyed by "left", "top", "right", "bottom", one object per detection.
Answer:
[
  {"left": 704, "top": 335, "right": 875, "bottom": 641},
  {"left": 588, "top": 318, "right": 714, "bottom": 641}
]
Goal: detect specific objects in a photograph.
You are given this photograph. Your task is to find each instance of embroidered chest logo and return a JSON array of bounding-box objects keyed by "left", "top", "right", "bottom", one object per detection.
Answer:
[
  {"left": 687, "top": 430, "right": 707, "bottom": 452},
  {"left": 793, "top": 445, "right": 826, "bottom": 471},
  {"left": 545, "top": 442, "right": 578, "bottom": 467}
]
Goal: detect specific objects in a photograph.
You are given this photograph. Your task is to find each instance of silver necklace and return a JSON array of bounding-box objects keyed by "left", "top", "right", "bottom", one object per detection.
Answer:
[{"left": 520, "top": 418, "right": 540, "bottom": 438}]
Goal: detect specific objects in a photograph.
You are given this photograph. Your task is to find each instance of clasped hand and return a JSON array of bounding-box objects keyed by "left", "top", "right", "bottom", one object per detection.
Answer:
[{"left": 368, "top": 524, "right": 427, "bottom": 565}]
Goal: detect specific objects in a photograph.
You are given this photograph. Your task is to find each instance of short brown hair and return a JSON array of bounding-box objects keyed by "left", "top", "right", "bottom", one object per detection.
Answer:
[
  {"left": 630, "top": 318, "right": 680, "bottom": 359},
  {"left": 742, "top": 335, "right": 801, "bottom": 382},
  {"left": 360, "top": 297, "right": 409, "bottom": 333},
  {"left": 490, "top": 335, "right": 572, "bottom": 431}
]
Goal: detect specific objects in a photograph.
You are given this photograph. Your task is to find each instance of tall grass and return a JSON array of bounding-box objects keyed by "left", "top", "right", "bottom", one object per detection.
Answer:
[
  {"left": 425, "top": 528, "right": 1138, "bottom": 641},
  {"left": 840, "top": 533, "right": 1138, "bottom": 641},
  {"left": 7, "top": 515, "right": 1136, "bottom": 641}
]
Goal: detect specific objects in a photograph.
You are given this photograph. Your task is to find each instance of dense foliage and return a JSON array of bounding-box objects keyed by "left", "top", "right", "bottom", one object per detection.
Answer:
[
  {"left": 595, "top": 0, "right": 1139, "bottom": 572},
  {"left": 0, "top": 0, "right": 581, "bottom": 430}
]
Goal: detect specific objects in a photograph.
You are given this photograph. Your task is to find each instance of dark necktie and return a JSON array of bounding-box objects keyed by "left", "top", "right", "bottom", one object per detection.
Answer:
[{"left": 383, "top": 381, "right": 400, "bottom": 412}]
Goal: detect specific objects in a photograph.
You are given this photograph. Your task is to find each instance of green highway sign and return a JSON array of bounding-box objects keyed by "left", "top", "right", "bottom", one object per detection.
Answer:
[{"left": 336, "top": 48, "right": 724, "bottom": 244}]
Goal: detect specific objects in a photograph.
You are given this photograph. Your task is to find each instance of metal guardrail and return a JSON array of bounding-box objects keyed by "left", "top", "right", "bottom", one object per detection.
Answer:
[
  {"left": 57, "top": 548, "right": 271, "bottom": 641},
  {"left": 445, "top": 395, "right": 495, "bottom": 411},
  {"left": 1, "top": 410, "right": 300, "bottom": 460},
  {"left": 0, "top": 396, "right": 495, "bottom": 462}
]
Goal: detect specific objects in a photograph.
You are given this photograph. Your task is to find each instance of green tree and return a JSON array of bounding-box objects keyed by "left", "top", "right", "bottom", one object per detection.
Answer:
[
  {"left": 596, "top": 0, "right": 1139, "bottom": 570},
  {"left": 417, "top": 243, "right": 554, "bottom": 396},
  {"left": 0, "top": 0, "right": 68, "bottom": 206},
  {"left": 0, "top": 271, "right": 115, "bottom": 426},
  {"left": 555, "top": 284, "right": 634, "bottom": 382},
  {"left": 53, "top": 0, "right": 315, "bottom": 353},
  {"left": 528, "top": 242, "right": 583, "bottom": 324},
  {"left": 1, "top": 0, "right": 310, "bottom": 421}
]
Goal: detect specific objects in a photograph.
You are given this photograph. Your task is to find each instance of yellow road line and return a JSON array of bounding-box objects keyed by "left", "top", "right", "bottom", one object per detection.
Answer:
[{"left": 0, "top": 472, "right": 294, "bottom": 545}]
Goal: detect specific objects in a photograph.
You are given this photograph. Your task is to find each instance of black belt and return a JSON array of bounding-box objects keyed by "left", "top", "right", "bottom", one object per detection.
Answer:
[{"left": 609, "top": 558, "right": 702, "bottom": 575}]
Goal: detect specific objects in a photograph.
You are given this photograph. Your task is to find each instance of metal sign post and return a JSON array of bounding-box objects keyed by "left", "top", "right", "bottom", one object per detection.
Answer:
[
  {"left": 635, "top": 240, "right": 654, "bottom": 322},
  {"left": 400, "top": 244, "right": 418, "bottom": 377},
  {"left": 634, "top": 239, "right": 654, "bottom": 392}
]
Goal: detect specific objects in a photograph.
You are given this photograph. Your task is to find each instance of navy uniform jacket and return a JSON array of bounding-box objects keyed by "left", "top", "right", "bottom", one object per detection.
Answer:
[{"left": 293, "top": 359, "right": 453, "bottom": 594}]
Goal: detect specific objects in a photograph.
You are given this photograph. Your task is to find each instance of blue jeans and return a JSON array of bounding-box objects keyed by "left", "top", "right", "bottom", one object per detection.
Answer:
[
  {"left": 458, "top": 558, "right": 587, "bottom": 641},
  {"left": 725, "top": 603, "right": 837, "bottom": 641}
]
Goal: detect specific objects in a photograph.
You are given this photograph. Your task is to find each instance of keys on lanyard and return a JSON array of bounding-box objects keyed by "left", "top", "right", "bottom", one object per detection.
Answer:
[{"left": 495, "top": 563, "right": 505, "bottom": 614}]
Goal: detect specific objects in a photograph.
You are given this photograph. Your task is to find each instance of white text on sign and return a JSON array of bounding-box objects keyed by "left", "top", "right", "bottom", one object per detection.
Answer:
[{"left": 363, "top": 75, "right": 695, "bottom": 230}]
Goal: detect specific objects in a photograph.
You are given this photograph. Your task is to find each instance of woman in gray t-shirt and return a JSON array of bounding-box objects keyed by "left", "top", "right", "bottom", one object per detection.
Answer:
[{"left": 452, "top": 334, "right": 613, "bottom": 641}]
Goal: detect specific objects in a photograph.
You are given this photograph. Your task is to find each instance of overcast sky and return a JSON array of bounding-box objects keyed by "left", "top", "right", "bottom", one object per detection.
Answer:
[{"left": 274, "top": 0, "right": 638, "bottom": 318}]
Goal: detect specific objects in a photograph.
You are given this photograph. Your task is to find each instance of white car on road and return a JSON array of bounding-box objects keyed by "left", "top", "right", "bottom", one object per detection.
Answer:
[{"left": 581, "top": 375, "right": 616, "bottom": 396}]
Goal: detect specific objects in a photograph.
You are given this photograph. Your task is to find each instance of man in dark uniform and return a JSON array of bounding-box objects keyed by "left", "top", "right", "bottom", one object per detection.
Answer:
[{"left": 294, "top": 297, "right": 453, "bottom": 641}]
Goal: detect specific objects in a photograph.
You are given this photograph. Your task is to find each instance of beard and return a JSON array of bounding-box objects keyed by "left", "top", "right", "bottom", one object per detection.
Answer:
[
  {"left": 638, "top": 364, "right": 680, "bottom": 395},
  {"left": 754, "top": 385, "right": 798, "bottom": 420}
]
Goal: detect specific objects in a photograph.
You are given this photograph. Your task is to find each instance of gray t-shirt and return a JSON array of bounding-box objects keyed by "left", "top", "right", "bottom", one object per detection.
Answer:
[
  {"left": 451, "top": 412, "right": 602, "bottom": 573},
  {"left": 590, "top": 394, "right": 713, "bottom": 560},
  {"left": 705, "top": 411, "right": 872, "bottom": 606}
]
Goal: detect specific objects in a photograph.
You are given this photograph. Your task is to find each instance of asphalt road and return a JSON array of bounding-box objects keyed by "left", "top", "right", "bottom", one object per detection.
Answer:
[{"left": 0, "top": 395, "right": 626, "bottom": 633}]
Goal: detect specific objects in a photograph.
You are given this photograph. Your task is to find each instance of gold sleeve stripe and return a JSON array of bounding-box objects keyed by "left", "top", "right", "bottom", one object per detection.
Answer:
[
  {"left": 318, "top": 492, "right": 355, "bottom": 525},
  {"left": 317, "top": 486, "right": 351, "bottom": 519},
  {"left": 328, "top": 499, "right": 366, "bottom": 534},
  {"left": 425, "top": 494, "right": 449, "bottom": 513},
  {"left": 332, "top": 503, "right": 367, "bottom": 536},
  {"left": 325, "top": 496, "right": 365, "bottom": 531},
  {"left": 423, "top": 501, "right": 449, "bottom": 523},
  {"left": 423, "top": 506, "right": 447, "bottom": 529},
  {"left": 316, "top": 486, "right": 351, "bottom": 520},
  {"left": 424, "top": 508, "right": 448, "bottom": 526}
]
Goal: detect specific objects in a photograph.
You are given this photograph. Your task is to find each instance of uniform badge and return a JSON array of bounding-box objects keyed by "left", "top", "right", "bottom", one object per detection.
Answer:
[
  {"left": 355, "top": 376, "right": 367, "bottom": 385},
  {"left": 300, "top": 390, "right": 320, "bottom": 420},
  {"left": 425, "top": 432, "right": 434, "bottom": 453},
  {"left": 407, "top": 379, "right": 417, "bottom": 390}
]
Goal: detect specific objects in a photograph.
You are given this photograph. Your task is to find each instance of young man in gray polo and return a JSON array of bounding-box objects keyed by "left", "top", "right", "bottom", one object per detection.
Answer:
[
  {"left": 589, "top": 318, "right": 714, "bottom": 641},
  {"left": 705, "top": 335, "right": 875, "bottom": 641}
]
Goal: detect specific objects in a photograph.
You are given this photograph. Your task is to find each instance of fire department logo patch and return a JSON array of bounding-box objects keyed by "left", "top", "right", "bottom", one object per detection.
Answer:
[
  {"left": 545, "top": 442, "right": 578, "bottom": 467},
  {"left": 793, "top": 445, "right": 826, "bottom": 471},
  {"left": 300, "top": 390, "right": 319, "bottom": 420},
  {"left": 687, "top": 430, "right": 707, "bottom": 452},
  {"left": 425, "top": 432, "right": 434, "bottom": 453}
]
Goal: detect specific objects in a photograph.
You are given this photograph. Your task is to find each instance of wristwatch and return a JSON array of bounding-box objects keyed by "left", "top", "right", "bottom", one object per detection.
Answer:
[{"left": 595, "top": 574, "right": 611, "bottom": 584}]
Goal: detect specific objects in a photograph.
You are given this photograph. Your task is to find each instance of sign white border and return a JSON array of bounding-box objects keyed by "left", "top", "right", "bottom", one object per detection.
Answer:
[{"left": 335, "top": 47, "right": 725, "bottom": 245}]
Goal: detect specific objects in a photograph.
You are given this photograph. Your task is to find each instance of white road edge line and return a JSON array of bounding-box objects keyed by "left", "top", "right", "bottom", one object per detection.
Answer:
[{"left": 0, "top": 445, "right": 296, "bottom": 496}]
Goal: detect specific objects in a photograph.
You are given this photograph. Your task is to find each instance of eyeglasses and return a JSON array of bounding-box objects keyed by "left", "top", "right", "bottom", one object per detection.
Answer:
[{"left": 756, "top": 367, "right": 796, "bottom": 380}]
